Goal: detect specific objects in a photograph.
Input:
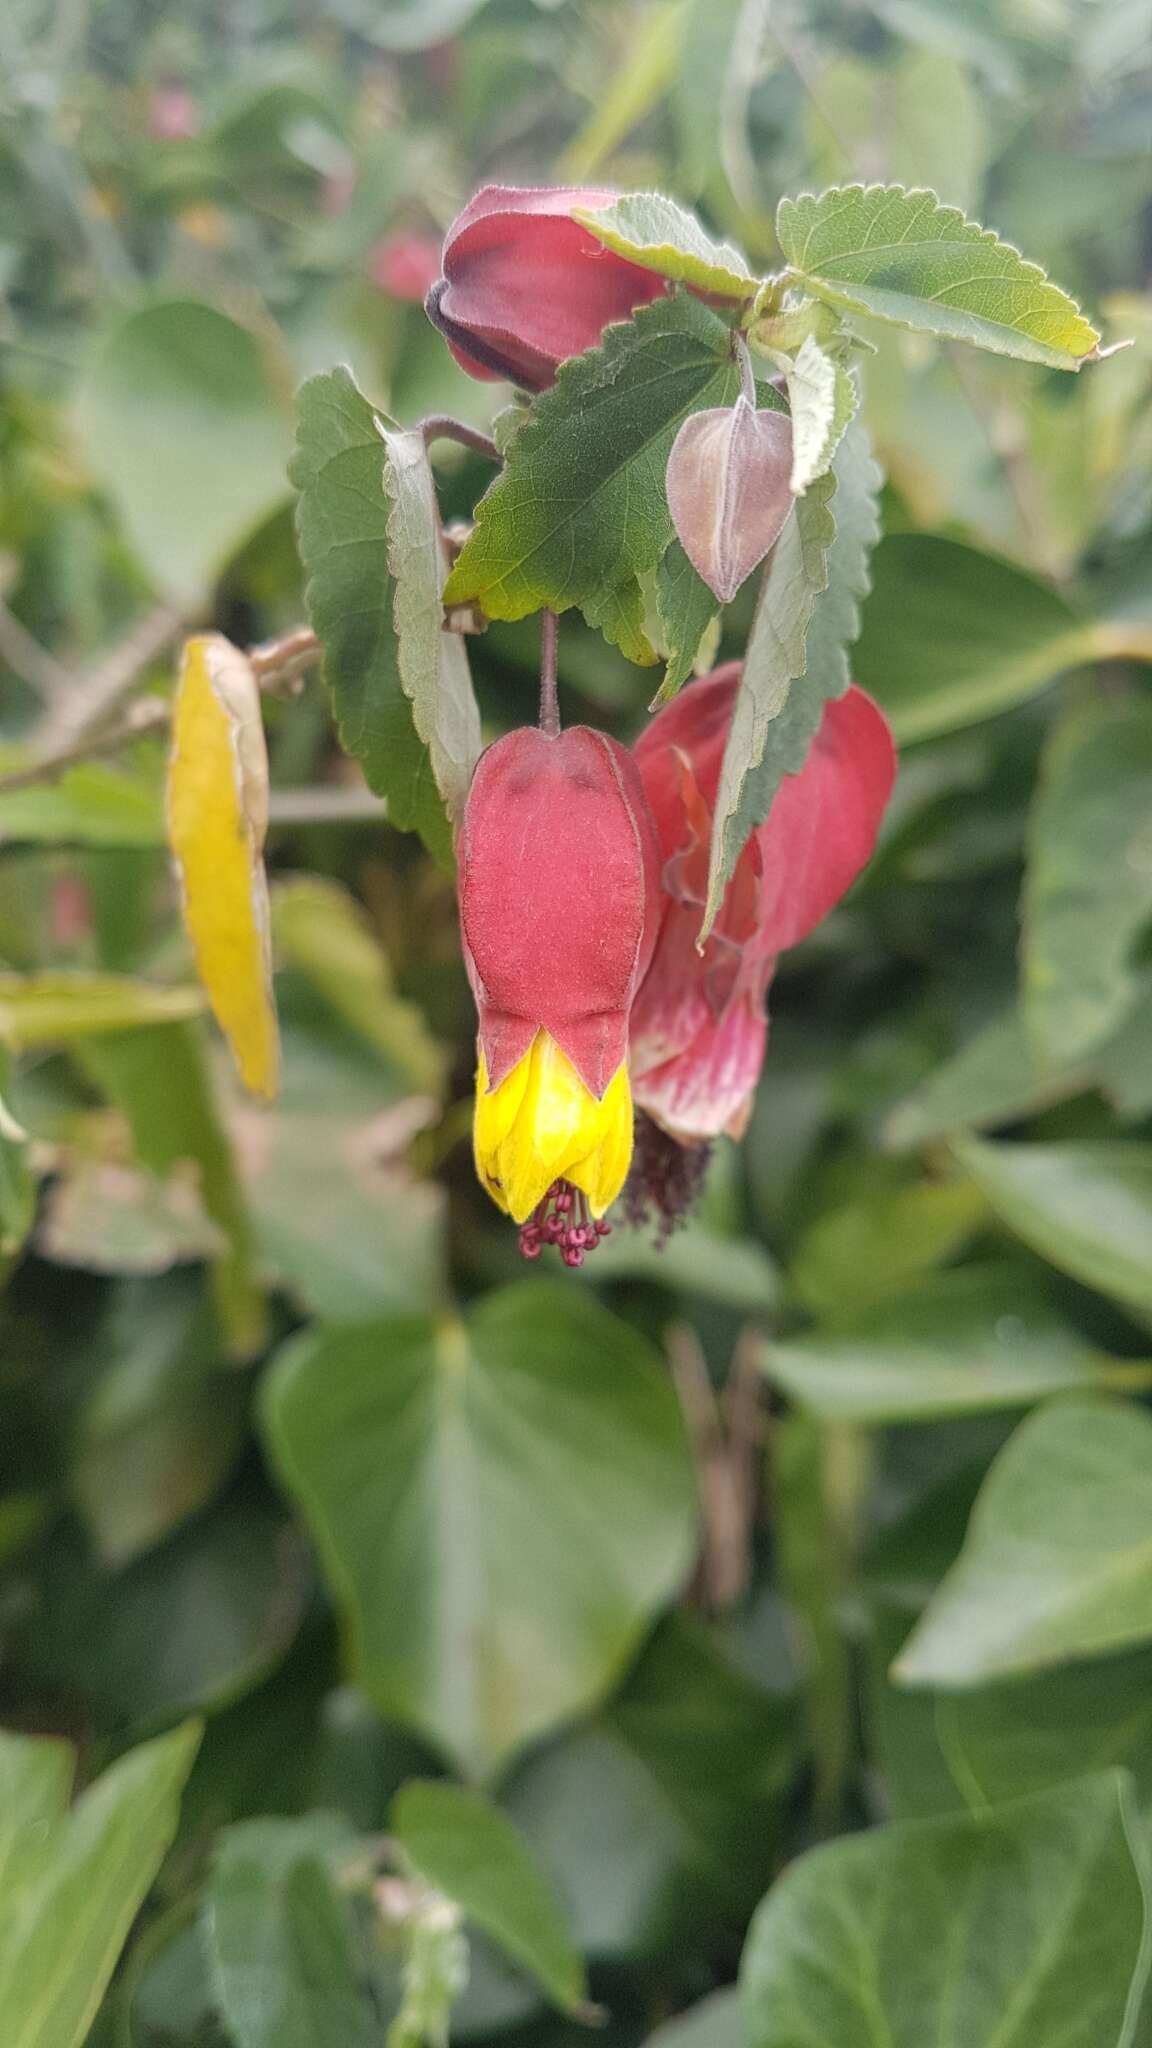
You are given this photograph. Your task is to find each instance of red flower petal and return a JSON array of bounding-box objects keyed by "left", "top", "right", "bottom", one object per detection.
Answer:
[{"left": 427, "top": 185, "right": 670, "bottom": 390}]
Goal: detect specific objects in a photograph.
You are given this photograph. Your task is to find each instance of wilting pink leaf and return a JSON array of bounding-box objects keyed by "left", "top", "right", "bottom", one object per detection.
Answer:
[{"left": 665, "top": 398, "right": 794, "bottom": 604}]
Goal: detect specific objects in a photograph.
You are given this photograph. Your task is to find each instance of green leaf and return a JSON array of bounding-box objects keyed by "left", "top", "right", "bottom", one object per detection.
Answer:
[
  {"left": 380, "top": 424, "right": 482, "bottom": 833},
  {"left": 785, "top": 336, "right": 857, "bottom": 495},
  {"left": 705, "top": 419, "right": 880, "bottom": 933},
  {"left": 1023, "top": 704, "right": 1152, "bottom": 1068},
  {"left": 207, "top": 1814, "right": 378, "bottom": 2048},
  {"left": 260, "top": 1284, "right": 695, "bottom": 1776},
  {"left": 443, "top": 295, "right": 747, "bottom": 662},
  {"left": 853, "top": 534, "right": 1093, "bottom": 742},
  {"left": 0, "top": 755, "right": 164, "bottom": 847},
  {"left": 804, "top": 50, "right": 986, "bottom": 213},
  {"left": 878, "top": 1620, "right": 1152, "bottom": 1820},
  {"left": 956, "top": 1137, "right": 1152, "bottom": 1325},
  {"left": 896, "top": 1397, "right": 1152, "bottom": 1686},
  {"left": 37, "top": 1146, "right": 227, "bottom": 1276},
  {"left": 883, "top": 1010, "right": 1086, "bottom": 1150},
  {"left": 584, "top": 1216, "right": 779, "bottom": 1311},
  {"left": 241, "top": 1033, "right": 447, "bottom": 1325},
  {"left": 654, "top": 540, "right": 721, "bottom": 704},
  {"left": 776, "top": 183, "right": 1101, "bottom": 368},
  {"left": 271, "top": 877, "right": 446, "bottom": 1096},
  {"left": 646, "top": 1989, "right": 745, "bottom": 2048},
  {"left": 392, "top": 1780, "right": 587, "bottom": 2013},
  {"left": 77, "top": 1020, "right": 266, "bottom": 1358},
  {"left": 0, "top": 973, "right": 203, "bottom": 1047},
  {"left": 0, "top": 1728, "right": 74, "bottom": 1900},
  {"left": 0, "top": 1722, "right": 201, "bottom": 2048},
  {"left": 291, "top": 369, "right": 451, "bottom": 867},
  {"left": 504, "top": 1616, "right": 798, "bottom": 1961},
  {"left": 28, "top": 1500, "right": 306, "bottom": 1732},
  {"left": 741, "top": 1773, "right": 1150, "bottom": 2048},
  {"left": 75, "top": 299, "right": 293, "bottom": 605},
  {"left": 325, "top": 0, "right": 487, "bottom": 51},
  {"left": 787, "top": 1176, "right": 984, "bottom": 1320},
  {"left": 0, "top": 1046, "right": 34, "bottom": 1270},
  {"left": 560, "top": 9, "right": 688, "bottom": 180},
  {"left": 573, "top": 192, "right": 757, "bottom": 298},
  {"left": 72, "top": 1273, "right": 246, "bottom": 1566},
  {"left": 765, "top": 1265, "right": 1152, "bottom": 1425}
]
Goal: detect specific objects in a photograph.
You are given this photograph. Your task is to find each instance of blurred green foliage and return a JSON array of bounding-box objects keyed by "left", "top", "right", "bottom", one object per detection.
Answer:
[{"left": 2, "top": 0, "right": 1152, "bottom": 2044}]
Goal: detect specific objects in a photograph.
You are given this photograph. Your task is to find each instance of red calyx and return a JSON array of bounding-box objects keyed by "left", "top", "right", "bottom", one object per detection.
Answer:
[{"left": 458, "top": 724, "right": 662, "bottom": 1099}]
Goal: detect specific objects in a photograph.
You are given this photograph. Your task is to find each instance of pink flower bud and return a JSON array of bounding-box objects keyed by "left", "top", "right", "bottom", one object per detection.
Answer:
[
  {"left": 665, "top": 398, "right": 794, "bottom": 603},
  {"left": 149, "top": 87, "right": 199, "bottom": 142},
  {"left": 370, "top": 231, "right": 444, "bottom": 304},
  {"left": 629, "top": 666, "right": 895, "bottom": 1146},
  {"left": 425, "top": 186, "right": 670, "bottom": 391}
]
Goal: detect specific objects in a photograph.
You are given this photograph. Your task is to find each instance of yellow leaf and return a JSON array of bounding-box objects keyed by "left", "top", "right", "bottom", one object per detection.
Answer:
[{"left": 167, "top": 634, "right": 279, "bottom": 1099}]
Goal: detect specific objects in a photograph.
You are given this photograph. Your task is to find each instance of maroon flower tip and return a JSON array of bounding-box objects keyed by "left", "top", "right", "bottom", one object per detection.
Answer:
[{"left": 622, "top": 1114, "right": 713, "bottom": 1245}]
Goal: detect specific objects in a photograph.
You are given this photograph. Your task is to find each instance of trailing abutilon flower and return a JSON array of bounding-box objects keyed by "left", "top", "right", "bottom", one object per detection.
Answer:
[
  {"left": 424, "top": 185, "right": 670, "bottom": 391},
  {"left": 627, "top": 665, "right": 896, "bottom": 1229},
  {"left": 458, "top": 723, "right": 662, "bottom": 1263}
]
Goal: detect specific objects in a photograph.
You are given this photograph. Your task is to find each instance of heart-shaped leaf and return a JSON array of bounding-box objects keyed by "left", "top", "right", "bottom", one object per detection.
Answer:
[
  {"left": 741, "top": 1773, "right": 1150, "bottom": 2048},
  {"left": 260, "top": 1283, "right": 695, "bottom": 1776}
]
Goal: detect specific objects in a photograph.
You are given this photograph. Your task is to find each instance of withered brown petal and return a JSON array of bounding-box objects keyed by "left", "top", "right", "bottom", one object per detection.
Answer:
[{"left": 665, "top": 397, "right": 794, "bottom": 604}]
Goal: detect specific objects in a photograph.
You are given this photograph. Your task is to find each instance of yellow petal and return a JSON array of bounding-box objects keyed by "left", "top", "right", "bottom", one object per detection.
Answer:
[
  {"left": 473, "top": 1032, "right": 634, "bottom": 1223},
  {"left": 167, "top": 634, "right": 279, "bottom": 1099},
  {"left": 572, "top": 1060, "right": 634, "bottom": 1216}
]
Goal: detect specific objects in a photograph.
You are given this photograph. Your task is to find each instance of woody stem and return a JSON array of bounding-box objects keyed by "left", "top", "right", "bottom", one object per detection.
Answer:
[{"left": 539, "top": 610, "right": 560, "bottom": 735}]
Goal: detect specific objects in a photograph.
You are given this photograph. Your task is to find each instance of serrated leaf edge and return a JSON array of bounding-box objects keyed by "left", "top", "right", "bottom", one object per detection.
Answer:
[{"left": 776, "top": 182, "right": 1101, "bottom": 363}]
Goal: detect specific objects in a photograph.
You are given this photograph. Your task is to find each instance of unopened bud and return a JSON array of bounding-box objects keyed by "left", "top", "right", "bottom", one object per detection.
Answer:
[{"left": 665, "top": 397, "right": 794, "bottom": 604}]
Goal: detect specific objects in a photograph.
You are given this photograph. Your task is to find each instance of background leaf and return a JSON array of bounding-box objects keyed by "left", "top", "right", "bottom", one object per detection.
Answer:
[
  {"left": 261, "top": 1285, "right": 696, "bottom": 1776},
  {"left": 77, "top": 1019, "right": 266, "bottom": 1357},
  {"left": 0, "top": 1722, "right": 201, "bottom": 2048},
  {"left": 207, "top": 1814, "right": 378, "bottom": 2048},
  {"left": 75, "top": 300, "right": 292, "bottom": 605},
  {"left": 741, "top": 1773, "right": 1150, "bottom": 2048},
  {"left": 392, "top": 1779, "right": 587, "bottom": 2012},
  {"left": 1022, "top": 703, "right": 1152, "bottom": 1067},
  {"left": 896, "top": 1397, "right": 1152, "bottom": 1685},
  {"left": 956, "top": 1138, "right": 1152, "bottom": 1324},
  {"left": 766, "top": 1263, "right": 1152, "bottom": 1425},
  {"left": 853, "top": 534, "right": 1094, "bottom": 742}
]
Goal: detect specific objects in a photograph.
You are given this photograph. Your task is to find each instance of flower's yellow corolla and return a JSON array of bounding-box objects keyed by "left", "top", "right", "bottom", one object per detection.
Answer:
[{"left": 474, "top": 1030, "right": 633, "bottom": 1222}]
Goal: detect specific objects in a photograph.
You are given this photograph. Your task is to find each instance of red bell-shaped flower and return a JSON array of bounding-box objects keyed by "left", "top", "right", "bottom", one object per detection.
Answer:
[
  {"left": 459, "top": 725, "right": 661, "bottom": 1255},
  {"left": 425, "top": 185, "right": 670, "bottom": 391},
  {"left": 629, "top": 666, "right": 896, "bottom": 1148}
]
